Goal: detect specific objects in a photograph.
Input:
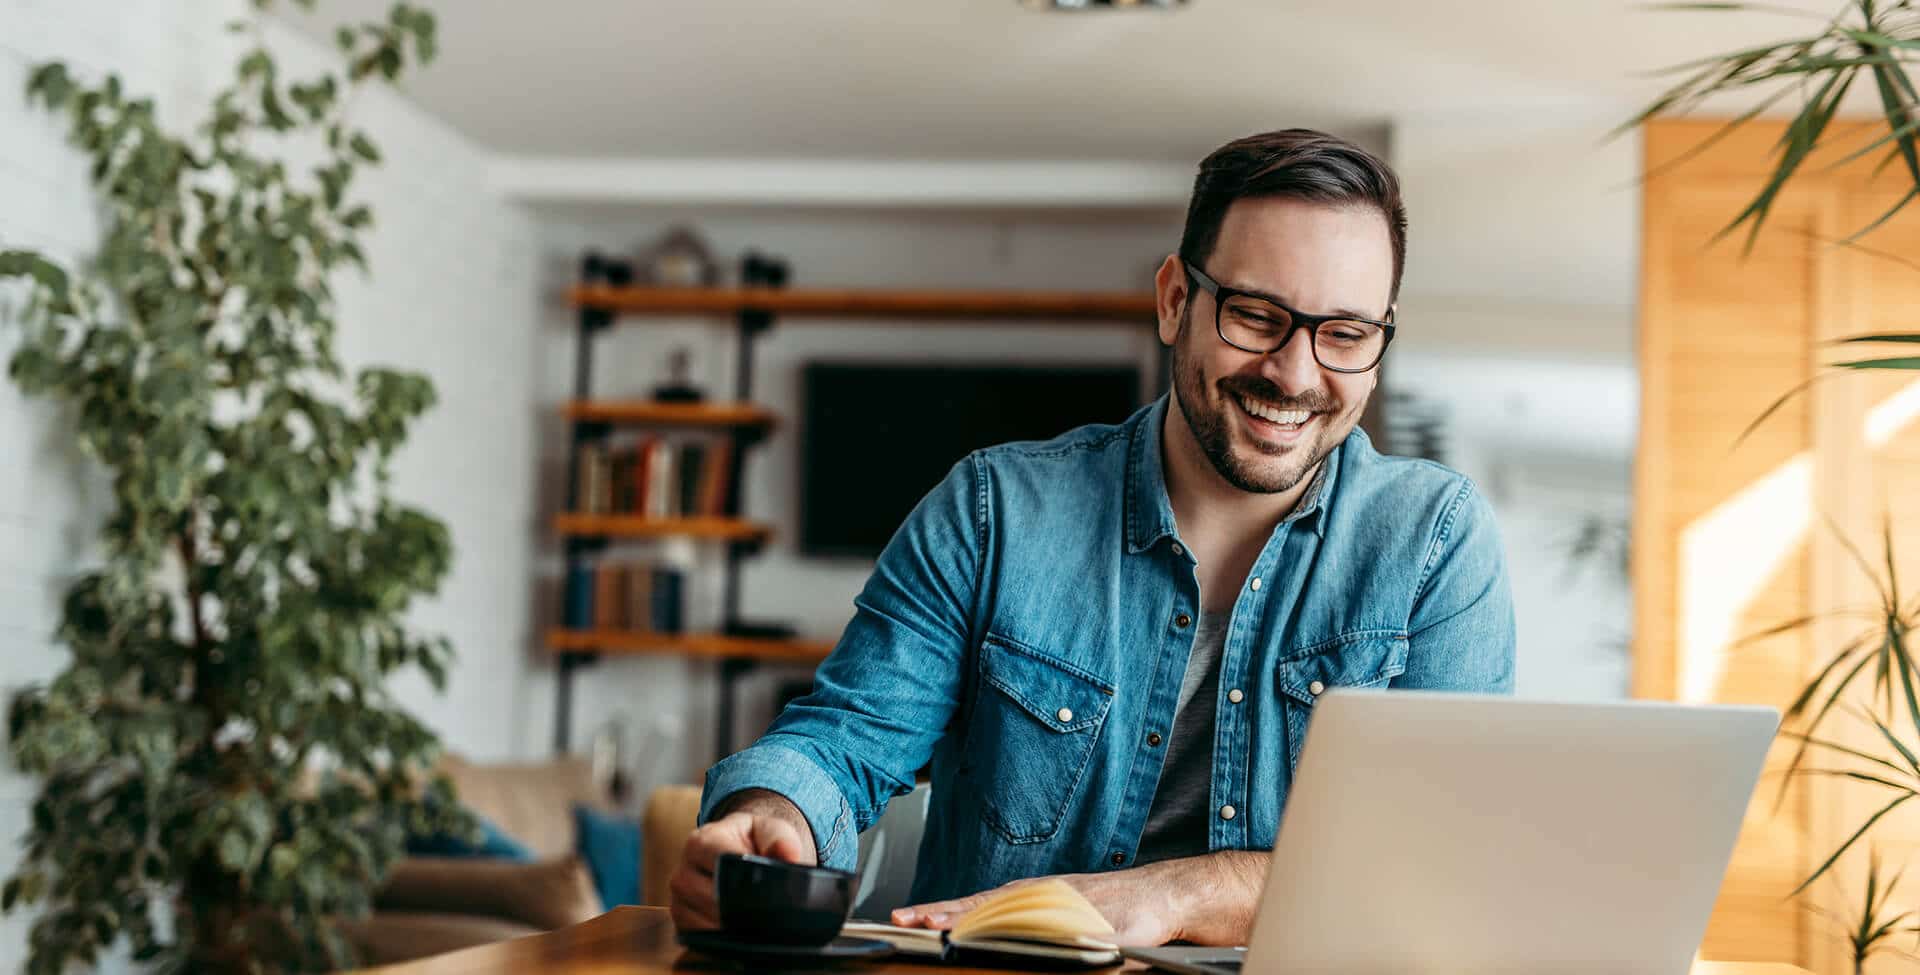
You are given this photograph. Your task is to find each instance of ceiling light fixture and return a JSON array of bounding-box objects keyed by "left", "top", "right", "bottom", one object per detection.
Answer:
[{"left": 1019, "top": 0, "right": 1188, "bottom": 10}]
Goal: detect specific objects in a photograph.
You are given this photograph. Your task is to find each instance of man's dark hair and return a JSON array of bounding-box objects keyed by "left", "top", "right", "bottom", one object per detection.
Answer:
[{"left": 1178, "top": 128, "right": 1408, "bottom": 306}]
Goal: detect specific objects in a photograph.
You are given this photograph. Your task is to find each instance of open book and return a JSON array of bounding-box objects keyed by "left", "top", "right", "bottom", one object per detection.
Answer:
[{"left": 842, "top": 878, "right": 1121, "bottom": 968}]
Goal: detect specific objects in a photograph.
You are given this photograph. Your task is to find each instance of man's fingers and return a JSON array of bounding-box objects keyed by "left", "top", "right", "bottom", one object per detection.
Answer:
[
  {"left": 749, "top": 815, "right": 815, "bottom": 866},
  {"left": 682, "top": 814, "right": 754, "bottom": 873},
  {"left": 670, "top": 866, "right": 722, "bottom": 931},
  {"left": 892, "top": 894, "right": 980, "bottom": 929}
]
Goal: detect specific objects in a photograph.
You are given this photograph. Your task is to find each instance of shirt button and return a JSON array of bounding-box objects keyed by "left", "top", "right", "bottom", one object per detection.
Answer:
[
  {"left": 1308, "top": 680, "right": 1326, "bottom": 696},
  {"left": 1219, "top": 804, "right": 1236, "bottom": 821},
  {"left": 1250, "top": 577, "right": 1262, "bottom": 591},
  {"left": 1057, "top": 707, "right": 1074, "bottom": 723},
  {"left": 1147, "top": 732, "right": 1163, "bottom": 747},
  {"left": 1174, "top": 613, "right": 1192, "bottom": 629},
  {"left": 1110, "top": 852, "right": 1125, "bottom": 866},
  {"left": 1171, "top": 543, "right": 1184, "bottom": 557},
  {"left": 1227, "top": 688, "right": 1244, "bottom": 704}
]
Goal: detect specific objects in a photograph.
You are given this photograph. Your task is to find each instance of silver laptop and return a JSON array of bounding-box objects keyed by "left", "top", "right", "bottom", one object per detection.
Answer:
[{"left": 1126, "top": 690, "right": 1776, "bottom": 975}]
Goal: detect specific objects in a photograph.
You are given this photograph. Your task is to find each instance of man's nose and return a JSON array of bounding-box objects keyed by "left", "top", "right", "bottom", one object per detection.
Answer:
[{"left": 1261, "top": 326, "right": 1322, "bottom": 395}]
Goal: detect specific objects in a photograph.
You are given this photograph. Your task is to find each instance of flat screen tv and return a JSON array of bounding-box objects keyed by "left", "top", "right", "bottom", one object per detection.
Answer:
[{"left": 801, "top": 362, "right": 1143, "bottom": 558}]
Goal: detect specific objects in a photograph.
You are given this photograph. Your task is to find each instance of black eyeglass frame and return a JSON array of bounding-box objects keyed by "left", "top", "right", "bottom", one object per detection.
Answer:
[{"left": 1183, "top": 261, "right": 1397, "bottom": 374}]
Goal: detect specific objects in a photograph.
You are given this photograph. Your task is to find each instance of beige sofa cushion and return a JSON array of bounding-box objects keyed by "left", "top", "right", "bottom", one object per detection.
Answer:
[
  {"left": 375, "top": 855, "right": 602, "bottom": 931},
  {"left": 642, "top": 785, "right": 702, "bottom": 907},
  {"left": 342, "top": 911, "right": 540, "bottom": 967},
  {"left": 438, "top": 754, "right": 598, "bottom": 861}
]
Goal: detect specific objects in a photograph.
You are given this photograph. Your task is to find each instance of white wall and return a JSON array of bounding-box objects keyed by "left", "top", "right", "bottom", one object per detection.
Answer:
[
  {"left": 1389, "top": 109, "right": 1643, "bottom": 700},
  {"left": 0, "top": 0, "right": 539, "bottom": 964}
]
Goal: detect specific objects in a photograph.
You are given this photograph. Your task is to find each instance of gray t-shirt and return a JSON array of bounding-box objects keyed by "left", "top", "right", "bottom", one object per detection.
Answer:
[{"left": 1135, "top": 608, "right": 1230, "bottom": 864}]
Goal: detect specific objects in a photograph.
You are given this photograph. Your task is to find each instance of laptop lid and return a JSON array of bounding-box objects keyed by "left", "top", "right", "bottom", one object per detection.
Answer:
[{"left": 1244, "top": 690, "right": 1776, "bottom": 974}]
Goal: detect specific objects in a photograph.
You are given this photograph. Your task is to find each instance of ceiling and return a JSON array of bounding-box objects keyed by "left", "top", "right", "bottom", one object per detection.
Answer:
[{"left": 281, "top": 0, "right": 1845, "bottom": 163}]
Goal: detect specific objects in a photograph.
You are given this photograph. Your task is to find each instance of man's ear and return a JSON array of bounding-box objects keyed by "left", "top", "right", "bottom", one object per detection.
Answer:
[{"left": 1153, "top": 255, "right": 1189, "bottom": 348}]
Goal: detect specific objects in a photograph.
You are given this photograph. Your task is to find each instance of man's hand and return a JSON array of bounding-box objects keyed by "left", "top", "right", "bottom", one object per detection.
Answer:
[
  {"left": 669, "top": 789, "right": 817, "bottom": 932},
  {"left": 889, "top": 851, "right": 1268, "bottom": 947}
]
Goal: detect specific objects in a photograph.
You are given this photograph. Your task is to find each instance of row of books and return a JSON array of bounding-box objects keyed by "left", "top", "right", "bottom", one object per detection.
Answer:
[
  {"left": 574, "top": 438, "right": 733, "bottom": 518},
  {"left": 564, "top": 563, "right": 685, "bottom": 633}
]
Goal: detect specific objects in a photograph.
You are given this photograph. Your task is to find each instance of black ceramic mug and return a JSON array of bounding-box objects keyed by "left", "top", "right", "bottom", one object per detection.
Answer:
[{"left": 713, "top": 852, "right": 856, "bottom": 946}]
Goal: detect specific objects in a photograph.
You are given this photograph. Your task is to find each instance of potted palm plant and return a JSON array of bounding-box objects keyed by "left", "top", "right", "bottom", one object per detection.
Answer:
[{"left": 1631, "top": 3, "right": 1920, "bottom": 971}]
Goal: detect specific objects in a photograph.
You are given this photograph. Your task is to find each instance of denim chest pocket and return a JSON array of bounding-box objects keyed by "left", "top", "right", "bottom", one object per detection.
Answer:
[
  {"left": 1278, "top": 633, "right": 1409, "bottom": 766},
  {"left": 964, "top": 634, "right": 1116, "bottom": 844}
]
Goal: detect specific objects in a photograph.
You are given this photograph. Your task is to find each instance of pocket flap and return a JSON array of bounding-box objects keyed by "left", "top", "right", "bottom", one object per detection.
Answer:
[
  {"left": 980, "top": 635, "right": 1115, "bottom": 733},
  {"left": 1277, "top": 632, "right": 1409, "bottom": 705}
]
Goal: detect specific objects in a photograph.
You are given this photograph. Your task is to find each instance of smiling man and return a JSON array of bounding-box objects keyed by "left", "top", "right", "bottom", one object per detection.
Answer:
[{"left": 671, "top": 129, "right": 1516, "bottom": 945}]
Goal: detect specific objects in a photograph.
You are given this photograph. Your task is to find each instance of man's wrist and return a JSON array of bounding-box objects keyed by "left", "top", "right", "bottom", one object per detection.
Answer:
[
  {"left": 1152, "top": 851, "right": 1268, "bottom": 945},
  {"left": 712, "top": 788, "right": 808, "bottom": 832}
]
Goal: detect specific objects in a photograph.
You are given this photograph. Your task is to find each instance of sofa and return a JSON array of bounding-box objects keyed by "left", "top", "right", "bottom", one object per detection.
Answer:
[{"left": 342, "top": 755, "right": 696, "bottom": 966}]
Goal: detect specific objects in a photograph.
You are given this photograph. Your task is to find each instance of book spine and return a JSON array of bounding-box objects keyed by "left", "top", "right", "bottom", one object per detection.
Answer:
[
  {"left": 633, "top": 435, "right": 658, "bottom": 516},
  {"left": 574, "top": 444, "right": 608, "bottom": 514},
  {"left": 564, "top": 563, "right": 594, "bottom": 629},
  {"left": 647, "top": 440, "right": 675, "bottom": 519},
  {"left": 678, "top": 442, "right": 706, "bottom": 516},
  {"left": 593, "top": 562, "right": 623, "bottom": 630},
  {"left": 651, "top": 567, "right": 684, "bottom": 634},
  {"left": 702, "top": 442, "right": 734, "bottom": 516}
]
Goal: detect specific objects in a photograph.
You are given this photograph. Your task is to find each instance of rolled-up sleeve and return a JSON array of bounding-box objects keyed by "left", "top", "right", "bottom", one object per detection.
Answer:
[
  {"left": 1394, "top": 478, "right": 1516, "bottom": 693},
  {"left": 701, "top": 454, "right": 984, "bottom": 872}
]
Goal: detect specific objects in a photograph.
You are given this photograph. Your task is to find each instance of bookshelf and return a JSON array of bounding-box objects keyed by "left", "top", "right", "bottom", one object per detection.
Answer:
[
  {"left": 549, "top": 267, "right": 1159, "bottom": 759},
  {"left": 553, "top": 514, "right": 772, "bottom": 543},
  {"left": 562, "top": 400, "right": 776, "bottom": 429},
  {"left": 547, "top": 629, "right": 835, "bottom": 665}
]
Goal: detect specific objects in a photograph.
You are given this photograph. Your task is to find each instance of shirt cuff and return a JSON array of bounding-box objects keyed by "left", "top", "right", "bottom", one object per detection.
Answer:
[{"left": 701, "top": 742, "right": 858, "bottom": 873}]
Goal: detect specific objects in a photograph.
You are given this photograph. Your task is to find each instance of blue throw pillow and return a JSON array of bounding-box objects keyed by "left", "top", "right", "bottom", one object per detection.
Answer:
[
  {"left": 407, "top": 812, "right": 535, "bottom": 862},
  {"left": 573, "top": 803, "right": 642, "bottom": 909}
]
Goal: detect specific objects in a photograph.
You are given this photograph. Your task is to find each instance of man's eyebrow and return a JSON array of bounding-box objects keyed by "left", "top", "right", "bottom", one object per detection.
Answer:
[{"left": 1221, "top": 279, "right": 1383, "bottom": 321}]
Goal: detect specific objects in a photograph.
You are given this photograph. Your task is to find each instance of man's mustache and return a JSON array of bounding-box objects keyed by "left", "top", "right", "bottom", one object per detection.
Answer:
[{"left": 1217, "top": 377, "right": 1334, "bottom": 413}]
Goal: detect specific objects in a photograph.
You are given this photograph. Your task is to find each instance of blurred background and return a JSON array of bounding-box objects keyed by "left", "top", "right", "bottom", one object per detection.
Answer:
[{"left": 10, "top": 0, "right": 1900, "bottom": 970}]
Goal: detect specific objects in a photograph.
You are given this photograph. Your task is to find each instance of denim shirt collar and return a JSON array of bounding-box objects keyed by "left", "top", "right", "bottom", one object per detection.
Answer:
[{"left": 1125, "top": 393, "right": 1341, "bottom": 554}]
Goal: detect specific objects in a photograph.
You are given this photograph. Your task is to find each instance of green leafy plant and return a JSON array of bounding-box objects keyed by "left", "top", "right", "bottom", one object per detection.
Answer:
[
  {"left": 1632, "top": 0, "right": 1920, "bottom": 960},
  {"left": 1802, "top": 848, "right": 1920, "bottom": 975},
  {"left": 0, "top": 2, "right": 471, "bottom": 972},
  {"left": 1629, "top": 0, "right": 1919, "bottom": 253}
]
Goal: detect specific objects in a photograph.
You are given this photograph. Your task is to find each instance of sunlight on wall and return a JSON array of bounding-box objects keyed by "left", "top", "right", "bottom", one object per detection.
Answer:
[{"left": 1678, "top": 378, "right": 1920, "bottom": 703}]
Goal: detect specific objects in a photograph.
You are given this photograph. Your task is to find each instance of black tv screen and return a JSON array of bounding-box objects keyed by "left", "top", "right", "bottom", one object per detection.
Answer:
[{"left": 801, "top": 362, "right": 1143, "bottom": 558}]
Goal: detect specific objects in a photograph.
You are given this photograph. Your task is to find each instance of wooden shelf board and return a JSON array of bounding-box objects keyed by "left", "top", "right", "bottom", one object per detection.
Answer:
[
  {"left": 571, "top": 284, "right": 1158, "bottom": 322},
  {"left": 563, "top": 400, "right": 776, "bottom": 428},
  {"left": 554, "top": 514, "right": 771, "bottom": 542},
  {"left": 548, "top": 629, "right": 835, "bottom": 664}
]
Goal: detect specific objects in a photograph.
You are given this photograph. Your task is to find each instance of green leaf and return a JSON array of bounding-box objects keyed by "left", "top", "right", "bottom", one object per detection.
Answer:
[
  {"left": 348, "top": 132, "right": 381, "bottom": 164},
  {"left": 1834, "top": 356, "right": 1920, "bottom": 370},
  {"left": 1834, "top": 333, "right": 1920, "bottom": 344},
  {"left": 1794, "top": 793, "right": 1918, "bottom": 896}
]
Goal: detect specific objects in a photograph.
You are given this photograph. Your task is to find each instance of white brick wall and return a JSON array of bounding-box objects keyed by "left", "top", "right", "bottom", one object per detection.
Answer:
[{"left": 0, "top": 1, "right": 540, "bottom": 966}]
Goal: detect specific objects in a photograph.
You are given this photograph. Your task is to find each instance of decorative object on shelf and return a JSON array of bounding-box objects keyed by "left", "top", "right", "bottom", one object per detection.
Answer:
[
  {"left": 739, "top": 250, "right": 791, "bottom": 288},
  {"left": 0, "top": 6, "right": 462, "bottom": 973},
  {"left": 639, "top": 225, "right": 720, "bottom": 287},
  {"left": 580, "top": 249, "right": 636, "bottom": 287},
  {"left": 651, "top": 346, "right": 707, "bottom": 403},
  {"left": 589, "top": 716, "right": 631, "bottom": 804}
]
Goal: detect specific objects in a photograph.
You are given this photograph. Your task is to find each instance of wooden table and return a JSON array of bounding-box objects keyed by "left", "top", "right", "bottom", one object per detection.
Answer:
[{"left": 360, "top": 906, "right": 1813, "bottom": 974}]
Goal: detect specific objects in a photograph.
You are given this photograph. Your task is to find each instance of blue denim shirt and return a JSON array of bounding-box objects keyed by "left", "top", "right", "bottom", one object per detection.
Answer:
[{"left": 701, "top": 395, "right": 1515, "bottom": 903}]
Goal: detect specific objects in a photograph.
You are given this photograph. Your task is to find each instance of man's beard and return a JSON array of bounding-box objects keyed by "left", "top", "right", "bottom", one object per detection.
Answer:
[{"left": 1171, "top": 316, "right": 1344, "bottom": 496}]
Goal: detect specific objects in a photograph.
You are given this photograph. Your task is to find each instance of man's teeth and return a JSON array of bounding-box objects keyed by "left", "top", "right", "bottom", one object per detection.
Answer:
[{"left": 1237, "top": 395, "right": 1311, "bottom": 426}]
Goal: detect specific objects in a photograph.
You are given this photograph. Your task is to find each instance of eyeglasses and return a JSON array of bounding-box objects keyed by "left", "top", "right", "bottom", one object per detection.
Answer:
[{"left": 1183, "top": 261, "right": 1395, "bottom": 374}]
